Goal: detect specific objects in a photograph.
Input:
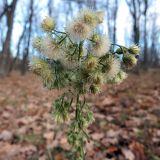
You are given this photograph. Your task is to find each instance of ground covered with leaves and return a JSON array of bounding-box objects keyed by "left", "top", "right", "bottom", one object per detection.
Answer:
[{"left": 0, "top": 69, "right": 160, "bottom": 160}]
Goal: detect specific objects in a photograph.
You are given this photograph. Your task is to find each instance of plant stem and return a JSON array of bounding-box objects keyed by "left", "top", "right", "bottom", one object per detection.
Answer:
[
  {"left": 58, "top": 35, "right": 67, "bottom": 44},
  {"left": 76, "top": 93, "right": 80, "bottom": 120},
  {"left": 71, "top": 44, "right": 78, "bottom": 56},
  {"left": 111, "top": 43, "right": 127, "bottom": 49},
  {"left": 111, "top": 43, "right": 128, "bottom": 54},
  {"left": 78, "top": 41, "right": 83, "bottom": 61},
  {"left": 67, "top": 36, "right": 74, "bottom": 45},
  {"left": 54, "top": 30, "right": 74, "bottom": 44},
  {"left": 54, "top": 30, "right": 67, "bottom": 34},
  {"left": 52, "top": 31, "right": 61, "bottom": 38}
]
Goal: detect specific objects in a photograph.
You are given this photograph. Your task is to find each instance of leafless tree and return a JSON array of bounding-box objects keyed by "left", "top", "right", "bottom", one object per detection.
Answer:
[
  {"left": 125, "top": 0, "right": 143, "bottom": 44},
  {"left": 0, "top": 0, "right": 18, "bottom": 76},
  {"left": 21, "top": 0, "right": 34, "bottom": 75},
  {"left": 105, "top": 0, "right": 118, "bottom": 43},
  {"left": 86, "top": 0, "right": 96, "bottom": 9},
  {"left": 9, "top": 18, "right": 28, "bottom": 73},
  {"left": 150, "top": 13, "right": 160, "bottom": 66},
  {"left": 47, "top": 0, "right": 53, "bottom": 16},
  {"left": 0, "top": 0, "right": 8, "bottom": 20},
  {"left": 143, "top": 0, "right": 149, "bottom": 65}
]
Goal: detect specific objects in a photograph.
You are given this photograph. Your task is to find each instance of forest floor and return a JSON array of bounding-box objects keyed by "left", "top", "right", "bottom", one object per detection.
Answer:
[{"left": 0, "top": 69, "right": 160, "bottom": 160}]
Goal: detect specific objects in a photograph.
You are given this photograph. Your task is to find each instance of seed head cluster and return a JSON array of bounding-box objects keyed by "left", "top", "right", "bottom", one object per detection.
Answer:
[
  {"left": 31, "top": 8, "right": 140, "bottom": 94},
  {"left": 30, "top": 8, "right": 140, "bottom": 160}
]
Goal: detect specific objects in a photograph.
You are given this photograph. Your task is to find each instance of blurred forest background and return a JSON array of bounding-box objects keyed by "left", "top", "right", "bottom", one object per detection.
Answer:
[
  {"left": 0, "top": 0, "right": 160, "bottom": 75},
  {"left": 0, "top": 0, "right": 160, "bottom": 160}
]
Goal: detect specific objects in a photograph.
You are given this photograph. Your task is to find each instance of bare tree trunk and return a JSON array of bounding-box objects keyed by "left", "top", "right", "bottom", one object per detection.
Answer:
[
  {"left": 9, "top": 20, "right": 28, "bottom": 73},
  {"left": 125, "top": 0, "right": 142, "bottom": 44},
  {"left": 0, "top": 0, "right": 8, "bottom": 20},
  {"left": 86, "top": 0, "right": 96, "bottom": 9},
  {"left": 106, "top": 0, "right": 112, "bottom": 39},
  {"left": 113, "top": 0, "right": 118, "bottom": 44},
  {"left": 21, "top": 0, "right": 33, "bottom": 75},
  {"left": 47, "top": 0, "right": 53, "bottom": 16},
  {"left": 150, "top": 14, "right": 160, "bottom": 67},
  {"left": 143, "top": 0, "right": 148, "bottom": 66},
  {"left": 105, "top": 0, "right": 118, "bottom": 44},
  {"left": 0, "top": 0, "right": 18, "bottom": 76}
]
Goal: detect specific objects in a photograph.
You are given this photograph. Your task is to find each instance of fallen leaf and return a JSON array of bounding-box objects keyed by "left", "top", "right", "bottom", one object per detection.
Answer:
[
  {"left": 0, "top": 130, "right": 13, "bottom": 141},
  {"left": 43, "top": 131, "right": 54, "bottom": 140},
  {"left": 91, "top": 132, "right": 104, "bottom": 140},
  {"left": 130, "top": 141, "right": 147, "bottom": 160},
  {"left": 121, "top": 148, "right": 135, "bottom": 160}
]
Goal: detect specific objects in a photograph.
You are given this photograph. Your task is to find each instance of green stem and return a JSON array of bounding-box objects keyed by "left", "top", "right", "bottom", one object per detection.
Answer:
[
  {"left": 76, "top": 93, "right": 80, "bottom": 120},
  {"left": 67, "top": 36, "right": 74, "bottom": 45},
  {"left": 111, "top": 43, "right": 127, "bottom": 49},
  {"left": 58, "top": 35, "right": 67, "bottom": 44},
  {"left": 52, "top": 31, "right": 60, "bottom": 38},
  {"left": 111, "top": 43, "right": 128, "bottom": 54},
  {"left": 71, "top": 44, "right": 78, "bottom": 56},
  {"left": 99, "top": 61, "right": 105, "bottom": 67},
  {"left": 78, "top": 41, "right": 83, "bottom": 61},
  {"left": 54, "top": 29, "right": 74, "bottom": 44},
  {"left": 75, "top": 93, "right": 86, "bottom": 160},
  {"left": 54, "top": 30, "right": 67, "bottom": 34}
]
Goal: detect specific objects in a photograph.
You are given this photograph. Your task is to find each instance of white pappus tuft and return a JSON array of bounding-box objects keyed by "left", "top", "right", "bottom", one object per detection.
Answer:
[
  {"left": 66, "top": 20, "right": 92, "bottom": 42},
  {"left": 92, "top": 35, "right": 111, "bottom": 57}
]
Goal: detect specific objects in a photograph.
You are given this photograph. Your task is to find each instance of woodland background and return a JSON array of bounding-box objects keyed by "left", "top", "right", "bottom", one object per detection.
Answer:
[{"left": 0, "top": 0, "right": 160, "bottom": 160}]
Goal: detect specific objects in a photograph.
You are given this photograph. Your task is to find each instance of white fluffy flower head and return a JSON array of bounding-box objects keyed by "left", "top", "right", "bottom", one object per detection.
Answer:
[
  {"left": 32, "top": 37, "right": 42, "bottom": 51},
  {"left": 129, "top": 44, "right": 140, "bottom": 55},
  {"left": 105, "top": 56, "right": 120, "bottom": 79},
  {"left": 95, "top": 11, "right": 105, "bottom": 24},
  {"left": 41, "top": 16, "right": 55, "bottom": 32},
  {"left": 78, "top": 9, "right": 97, "bottom": 28},
  {"left": 92, "top": 34, "right": 111, "bottom": 57},
  {"left": 66, "top": 20, "right": 92, "bottom": 42},
  {"left": 41, "top": 36, "right": 62, "bottom": 60}
]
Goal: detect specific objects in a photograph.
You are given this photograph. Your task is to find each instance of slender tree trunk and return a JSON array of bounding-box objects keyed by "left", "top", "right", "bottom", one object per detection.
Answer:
[
  {"left": 143, "top": 15, "right": 148, "bottom": 65},
  {"left": 0, "top": 1, "right": 8, "bottom": 20},
  {"left": 106, "top": 0, "right": 112, "bottom": 39},
  {"left": 113, "top": 0, "right": 118, "bottom": 44},
  {"left": 125, "top": 0, "right": 141, "bottom": 44},
  {"left": 47, "top": 0, "right": 53, "bottom": 16},
  {"left": 143, "top": 0, "right": 148, "bottom": 66},
  {"left": 21, "top": 0, "right": 33, "bottom": 75},
  {"left": 9, "top": 21, "right": 27, "bottom": 73},
  {"left": 0, "top": 0, "right": 18, "bottom": 76}
]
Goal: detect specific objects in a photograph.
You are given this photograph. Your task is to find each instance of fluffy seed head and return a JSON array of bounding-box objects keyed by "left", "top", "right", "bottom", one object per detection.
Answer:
[
  {"left": 112, "top": 70, "right": 128, "bottom": 84},
  {"left": 116, "top": 47, "right": 128, "bottom": 54},
  {"left": 78, "top": 9, "right": 97, "bottom": 28},
  {"left": 129, "top": 44, "right": 140, "bottom": 55},
  {"left": 41, "top": 36, "right": 62, "bottom": 60},
  {"left": 95, "top": 11, "right": 105, "bottom": 24},
  {"left": 123, "top": 53, "right": 137, "bottom": 68},
  {"left": 30, "top": 57, "right": 54, "bottom": 88},
  {"left": 105, "top": 55, "right": 121, "bottom": 79},
  {"left": 84, "top": 56, "right": 98, "bottom": 70},
  {"left": 41, "top": 16, "right": 55, "bottom": 32},
  {"left": 92, "top": 34, "right": 111, "bottom": 57},
  {"left": 89, "top": 72, "right": 104, "bottom": 85},
  {"left": 30, "top": 57, "right": 51, "bottom": 77},
  {"left": 29, "top": 57, "right": 45, "bottom": 75},
  {"left": 60, "top": 57, "right": 79, "bottom": 69},
  {"left": 90, "top": 84, "right": 100, "bottom": 94},
  {"left": 66, "top": 20, "right": 92, "bottom": 42},
  {"left": 32, "top": 37, "right": 42, "bottom": 50}
]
